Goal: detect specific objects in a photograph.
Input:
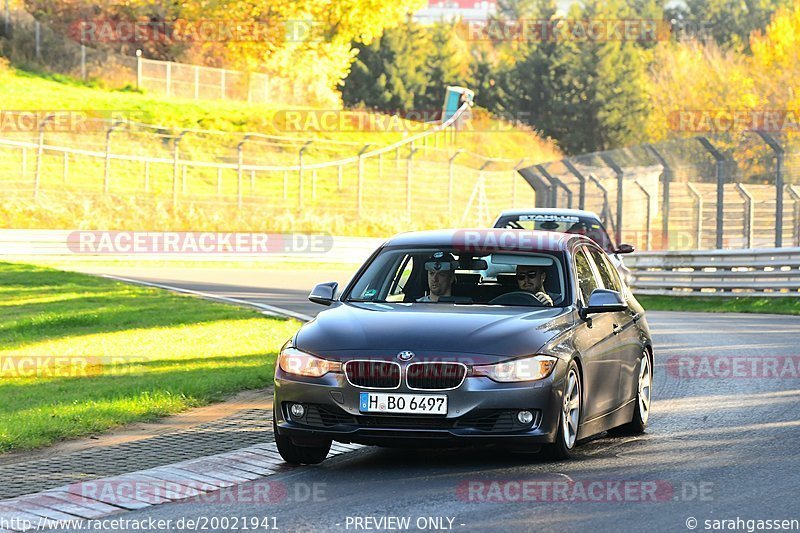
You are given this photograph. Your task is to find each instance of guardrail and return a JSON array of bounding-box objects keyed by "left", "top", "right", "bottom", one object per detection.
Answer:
[{"left": 627, "top": 248, "right": 800, "bottom": 297}]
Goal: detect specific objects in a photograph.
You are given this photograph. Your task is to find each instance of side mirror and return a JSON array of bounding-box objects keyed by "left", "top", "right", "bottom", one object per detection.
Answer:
[
  {"left": 308, "top": 282, "right": 338, "bottom": 306},
  {"left": 615, "top": 243, "right": 635, "bottom": 254},
  {"left": 579, "top": 288, "right": 627, "bottom": 319}
]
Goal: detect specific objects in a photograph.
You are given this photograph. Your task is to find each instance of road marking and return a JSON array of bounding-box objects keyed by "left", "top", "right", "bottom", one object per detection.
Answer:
[{"left": 102, "top": 274, "right": 314, "bottom": 322}]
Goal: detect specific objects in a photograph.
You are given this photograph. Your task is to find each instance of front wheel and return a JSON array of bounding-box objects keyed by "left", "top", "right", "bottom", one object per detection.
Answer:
[
  {"left": 544, "top": 360, "right": 581, "bottom": 460},
  {"left": 273, "top": 417, "right": 331, "bottom": 465}
]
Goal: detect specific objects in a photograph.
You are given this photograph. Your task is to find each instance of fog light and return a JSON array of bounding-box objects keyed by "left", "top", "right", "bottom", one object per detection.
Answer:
[
  {"left": 517, "top": 410, "right": 534, "bottom": 425},
  {"left": 290, "top": 403, "right": 305, "bottom": 419}
]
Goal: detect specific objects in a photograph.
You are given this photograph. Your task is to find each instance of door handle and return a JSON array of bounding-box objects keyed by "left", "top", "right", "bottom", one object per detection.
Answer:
[
  {"left": 630, "top": 312, "right": 641, "bottom": 322},
  {"left": 612, "top": 323, "right": 622, "bottom": 335}
]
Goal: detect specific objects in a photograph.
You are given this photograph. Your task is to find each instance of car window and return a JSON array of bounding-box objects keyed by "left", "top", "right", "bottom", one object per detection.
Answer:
[
  {"left": 588, "top": 249, "right": 621, "bottom": 293},
  {"left": 386, "top": 254, "right": 414, "bottom": 302},
  {"left": 574, "top": 249, "right": 600, "bottom": 304},
  {"left": 496, "top": 214, "right": 615, "bottom": 252},
  {"left": 346, "top": 247, "right": 568, "bottom": 306}
]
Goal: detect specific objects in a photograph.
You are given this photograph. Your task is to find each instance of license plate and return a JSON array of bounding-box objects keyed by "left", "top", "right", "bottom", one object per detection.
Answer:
[{"left": 359, "top": 392, "right": 447, "bottom": 415}]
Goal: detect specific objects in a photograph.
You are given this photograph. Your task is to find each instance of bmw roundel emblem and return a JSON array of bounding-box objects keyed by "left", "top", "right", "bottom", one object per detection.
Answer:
[{"left": 397, "top": 351, "right": 415, "bottom": 362}]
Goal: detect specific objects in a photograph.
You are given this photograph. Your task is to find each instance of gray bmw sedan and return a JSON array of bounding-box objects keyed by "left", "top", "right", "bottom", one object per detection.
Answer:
[{"left": 273, "top": 229, "right": 653, "bottom": 464}]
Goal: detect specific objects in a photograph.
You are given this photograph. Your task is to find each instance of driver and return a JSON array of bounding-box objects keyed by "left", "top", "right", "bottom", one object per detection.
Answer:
[
  {"left": 417, "top": 251, "right": 456, "bottom": 302},
  {"left": 516, "top": 265, "right": 554, "bottom": 306}
]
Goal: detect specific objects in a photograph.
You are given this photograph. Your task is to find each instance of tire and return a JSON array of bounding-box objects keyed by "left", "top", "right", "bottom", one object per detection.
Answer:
[
  {"left": 544, "top": 360, "right": 581, "bottom": 460},
  {"left": 273, "top": 417, "right": 332, "bottom": 465},
  {"left": 610, "top": 350, "right": 651, "bottom": 436}
]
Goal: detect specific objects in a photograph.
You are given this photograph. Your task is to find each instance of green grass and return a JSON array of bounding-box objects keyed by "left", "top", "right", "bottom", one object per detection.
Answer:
[
  {"left": 0, "top": 261, "right": 299, "bottom": 452},
  {"left": 0, "top": 64, "right": 558, "bottom": 161},
  {"left": 636, "top": 295, "right": 800, "bottom": 315},
  {"left": 0, "top": 63, "right": 556, "bottom": 236}
]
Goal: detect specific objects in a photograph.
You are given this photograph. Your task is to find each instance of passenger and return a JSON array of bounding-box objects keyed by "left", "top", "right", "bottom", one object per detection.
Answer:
[
  {"left": 516, "top": 265, "right": 554, "bottom": 306},
  {"left": 418, "top": 252, "right": 456, "bottom": 302}
]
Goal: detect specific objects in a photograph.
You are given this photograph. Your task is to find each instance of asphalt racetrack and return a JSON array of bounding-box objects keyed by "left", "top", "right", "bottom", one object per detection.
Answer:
[{"left": 66, "top": 265, "right": 800, "bottom": 533}]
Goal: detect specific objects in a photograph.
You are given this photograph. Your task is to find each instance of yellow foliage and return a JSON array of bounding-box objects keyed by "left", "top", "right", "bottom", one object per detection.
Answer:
[{"left": 647, "top": 1, "right": 800, "bottom": 141}]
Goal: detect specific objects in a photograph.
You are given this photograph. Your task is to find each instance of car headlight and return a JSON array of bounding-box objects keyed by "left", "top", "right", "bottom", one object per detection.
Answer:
[
  {"left": 472, "top": 355, "right": 558, "bottom": 382},
  {"left": 278, "top": 347, "right": 341, "bottom": 378}
]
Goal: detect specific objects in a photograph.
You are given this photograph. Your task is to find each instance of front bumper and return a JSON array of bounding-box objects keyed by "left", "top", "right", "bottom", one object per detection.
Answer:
[{"left": 273, "top": 365, "right": 565, "bottom": 447}]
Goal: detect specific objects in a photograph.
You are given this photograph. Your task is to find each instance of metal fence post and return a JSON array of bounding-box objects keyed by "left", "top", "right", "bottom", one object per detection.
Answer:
[
  {"left": 599, "top": 154, "right": 624, "bottom": 246},
  {"left": 516, "top": 165, "right": 552, "bottom": 208},
  {"left": 789, "top": 186, "right": 800, "bottom": 247},
  {"left": 81, "top": 45, "right": 86, "bottom": 81},
  {"left": 104, "top": 121, "right": 121, "bottom": 194},
  {"left": 734, "top": 183, "right": 753, "bottom": 248},
  {"left": 644, "top": 144, "right": 672, "bottom": 249},
  {"left": 696, "top": 137, "right": 727, "bottom": 249},
  {"left": 536, "top": 164, "right": 572, "bottom": 208},
  {"left": 172, "top": 131, "right": 186, "bottom": 207},
  {"left": 34, "top": 114, "right": 53, "bottom": 200},
  {"left": 136, "top": 50, "right": 142, "bottom": 90},
  {"left": 588, "top": 174, "right": 613, "bottom": 234},
  {"left": 4, "top": 0, "right": 9, "bottom": 37},
  {"left": 687, "top": 183, "right": 704, "bottom": 249},
  {"left": 406, "top": 148, "right": 418, "bottom": 220},
  {"left": 448, "top": 150, "right": 464, "bottom": 217},
  {"left": 512, "top": 159, "right": 526, "bottom": 208},
  {"left": 165, "top": 62, "right": 171, "bottom": 97},
  {"left": 753, "top": 131, "right": 785, "bottom": 247},
  {"left": 561, "top": 159, "right": 586, "bottom": 210},
  {"left": 357, "top": 144, "right": 371, "bottom": 217},
  {"left": 633, "top": 180, "right": 651, "bottom": 250},
  {"left": 298, "top": 141, "right": 311, "bottom": 210},
  {"left": 182, "top": 166, "right": 187, "bottom": 194},
  {"left": 237, "top": 137, "right": 247, "bottom": 208}
]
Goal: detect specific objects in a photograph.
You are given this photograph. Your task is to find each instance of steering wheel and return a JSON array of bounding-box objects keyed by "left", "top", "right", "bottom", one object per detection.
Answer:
[{"left": 488, "top": 291, "right": 547, "bottom": 306}]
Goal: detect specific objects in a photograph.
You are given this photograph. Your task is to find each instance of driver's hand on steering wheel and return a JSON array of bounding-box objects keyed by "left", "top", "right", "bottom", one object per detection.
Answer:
[{"left": 534, "top": 291, "right": 554, "bottom": 306}]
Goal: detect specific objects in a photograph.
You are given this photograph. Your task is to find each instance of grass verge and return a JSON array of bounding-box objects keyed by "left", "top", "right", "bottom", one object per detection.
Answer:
[
  {"left": 0, "top": 261, "right": 299, "bottom": 452},
  {"left": 636, "top": 295, "right": 800, "bottom": 315}
]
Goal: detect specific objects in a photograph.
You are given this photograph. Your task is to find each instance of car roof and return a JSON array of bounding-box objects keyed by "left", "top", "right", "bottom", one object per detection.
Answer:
[
  {"left": 494, "top": 207, "right": 602, "bottom": 220},
  {"left": 382, "top": 229, "right": 593, "bottom": 252}
]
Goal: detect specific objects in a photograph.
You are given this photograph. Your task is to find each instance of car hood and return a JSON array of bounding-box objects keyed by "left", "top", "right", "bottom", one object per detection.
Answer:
[{"left": 295, "top": 302, "right": 575, "bottom": 362}]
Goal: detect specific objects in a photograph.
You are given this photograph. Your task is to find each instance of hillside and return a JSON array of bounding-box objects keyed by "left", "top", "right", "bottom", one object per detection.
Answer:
[{"left": 0, "top": 63, "right": 560, "bottom": 235}]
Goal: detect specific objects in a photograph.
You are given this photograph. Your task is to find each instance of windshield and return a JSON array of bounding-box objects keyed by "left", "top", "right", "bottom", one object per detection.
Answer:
[
  {"left": 346, "top": 247, "right": 568, "bottom": 307},
  {"left": 495, "top": 213, "right": 615, "bottom": 253}
]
